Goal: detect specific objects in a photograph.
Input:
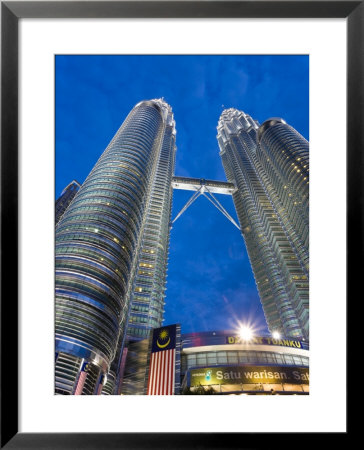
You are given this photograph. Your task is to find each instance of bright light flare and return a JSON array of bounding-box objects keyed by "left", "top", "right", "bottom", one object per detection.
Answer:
[
  {"left": 239, "top": 325, "right": 254, "bottom": 341},
  {"left": 272, "top": 331, "right": 281, "bottom": 339}
]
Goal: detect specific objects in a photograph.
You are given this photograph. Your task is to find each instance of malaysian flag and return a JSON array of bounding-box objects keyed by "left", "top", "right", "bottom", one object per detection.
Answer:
[
  {"left": 74, "top": 361, "right": 89, "bottom": 395},
  {"left": 147, "top": 325, "right": 176, "bottom": 395}
]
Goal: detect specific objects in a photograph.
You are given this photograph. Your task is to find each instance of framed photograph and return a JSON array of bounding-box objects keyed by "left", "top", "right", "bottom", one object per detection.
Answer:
[{"left": 1, "top": 1, "right": 357, "bottom": 447}]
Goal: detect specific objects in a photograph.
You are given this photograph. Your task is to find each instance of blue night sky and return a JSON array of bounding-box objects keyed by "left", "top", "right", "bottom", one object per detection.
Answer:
[{"left": 56, "top": 55, "right": 309, "bottom": 336}]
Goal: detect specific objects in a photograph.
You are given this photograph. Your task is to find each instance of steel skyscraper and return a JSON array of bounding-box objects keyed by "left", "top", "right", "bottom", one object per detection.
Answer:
[
  {"left": 126, "top": 102, "right": 176, "bottom": 342},
  {"left": 55, "top": 99, "right": 176, "bottom": 395},
  {"left": 217, "top": 109, "right": 309, "bottom": 340}
]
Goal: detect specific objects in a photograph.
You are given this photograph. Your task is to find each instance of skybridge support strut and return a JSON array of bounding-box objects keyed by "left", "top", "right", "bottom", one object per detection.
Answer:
[
  {"left": 171, "top": 177, "right": 240, "bottom": 231},
  {"left": 172, "top": 189, "right": 201, "bottom": 224},
  {"left": 202, "top": 187, "right": 240, "bottom": 230}
]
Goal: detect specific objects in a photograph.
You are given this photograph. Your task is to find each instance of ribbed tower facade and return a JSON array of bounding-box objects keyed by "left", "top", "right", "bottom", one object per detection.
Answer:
[
  {"left": 217, "top": 109, "right": 309, "bottom": 340},
  {"left": 55, "top": 99, "right": 176, "bottom": 395}
]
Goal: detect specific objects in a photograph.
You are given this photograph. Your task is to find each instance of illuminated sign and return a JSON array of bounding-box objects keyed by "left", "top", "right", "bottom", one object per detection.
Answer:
[
  {"left": 190, "top": 365, "right": 309, "bottom": 386},
  {"left": 226, "top": 336, "right": 305, "bottom": 349}
]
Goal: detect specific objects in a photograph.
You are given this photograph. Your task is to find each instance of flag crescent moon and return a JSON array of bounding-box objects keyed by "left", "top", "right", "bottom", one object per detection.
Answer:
[{"left": 157, "top": 337, "right": 171, "bottom": 348}]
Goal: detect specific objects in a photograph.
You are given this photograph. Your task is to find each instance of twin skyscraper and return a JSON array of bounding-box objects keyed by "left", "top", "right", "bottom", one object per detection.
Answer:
[{"left": 55, "top": 99, "right": 309, "bottom": 395}]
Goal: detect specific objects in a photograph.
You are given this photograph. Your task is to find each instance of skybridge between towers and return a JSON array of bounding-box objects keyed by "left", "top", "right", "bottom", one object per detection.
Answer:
[{"left": 171, "top": 176, "right": 240, "bottom": 230}]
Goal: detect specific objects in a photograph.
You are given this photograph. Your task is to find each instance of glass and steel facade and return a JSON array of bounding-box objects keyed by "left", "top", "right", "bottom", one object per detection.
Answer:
[
  {"left": 126, "top": 99, "right": 177, "bottom": 342},
  {"left": 217, "top": 109, "right": 309, "bottom": 340},
  {"left": 55, "top": 99, "right": 176, "bottom": 394},
  {"left": 55, "top": 180, "right": 81, "bottom": 225}
]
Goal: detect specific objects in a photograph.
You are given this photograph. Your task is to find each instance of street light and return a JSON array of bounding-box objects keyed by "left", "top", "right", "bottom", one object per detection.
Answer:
[{"left": 239, "top": 325, "right": 253, "bottom": 341}]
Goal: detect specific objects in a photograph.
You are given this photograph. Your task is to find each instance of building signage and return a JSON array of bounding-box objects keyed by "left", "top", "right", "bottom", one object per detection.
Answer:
[
  {"left": 190, "top": 365, "right": 309, "bottom": 386},
  {"left": 226, "top": 336, "right": 305, "bottom": 349}
]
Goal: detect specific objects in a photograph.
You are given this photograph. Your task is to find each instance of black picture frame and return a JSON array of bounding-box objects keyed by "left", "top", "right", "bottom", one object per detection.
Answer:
[{"left": 1, "top": 1, "right": 357, "bottom": 448}]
